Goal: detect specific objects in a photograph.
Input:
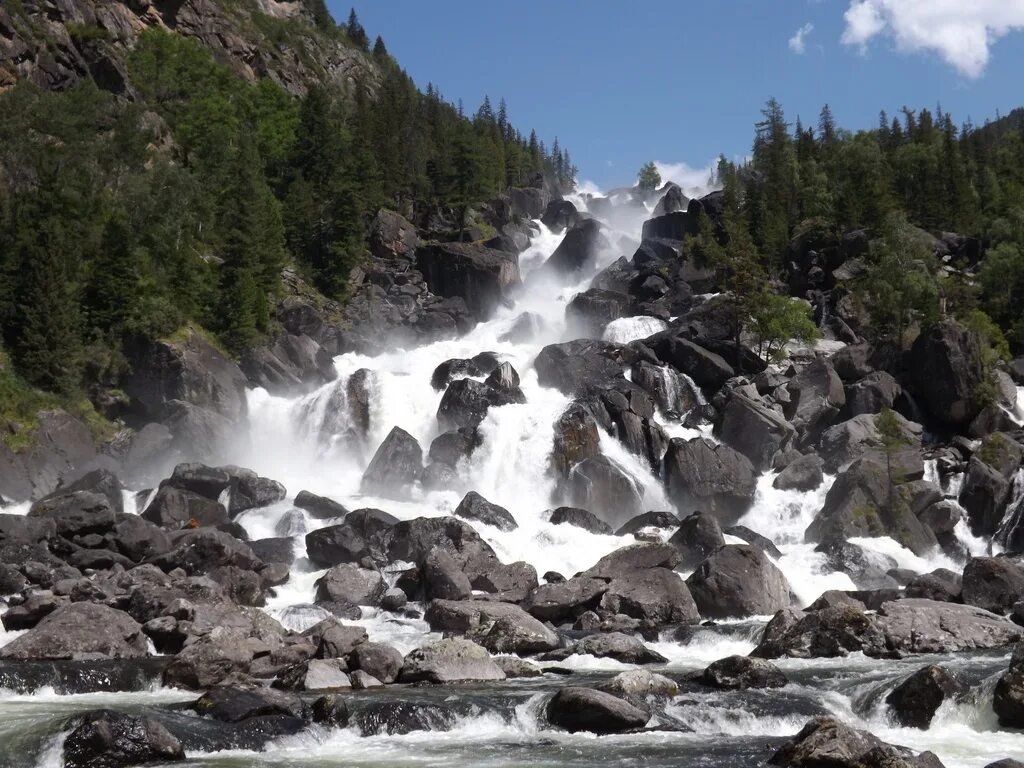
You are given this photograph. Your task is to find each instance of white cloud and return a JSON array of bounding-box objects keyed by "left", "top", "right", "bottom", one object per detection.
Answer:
[
  {"left": 653, "top": 160, "right": 718, "bottom": 198},
  {"left": 789, "top": 22, "right": 815, "bottom": 54},
  {"left": 841, "top": 0, "right": 1024, "bottom": 78}
]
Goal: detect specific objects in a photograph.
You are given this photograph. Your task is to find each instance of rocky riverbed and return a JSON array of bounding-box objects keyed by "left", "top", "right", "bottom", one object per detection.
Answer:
[{"left": 2, "top": 184, "right": 1024, "bottom": 768}]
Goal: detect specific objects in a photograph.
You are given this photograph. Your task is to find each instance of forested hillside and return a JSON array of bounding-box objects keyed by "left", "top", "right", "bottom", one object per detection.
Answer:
[
  {"left": 0, "top": 2, "right": 574, "bottom": 427},
  {"left": 711, "top": 100, "right": 1024, "bottom": 359}
]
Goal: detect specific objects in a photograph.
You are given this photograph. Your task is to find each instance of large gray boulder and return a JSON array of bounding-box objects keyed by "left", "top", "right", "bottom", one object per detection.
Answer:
[
  {"left": 886, "top": 665, "right": 967, "bottom": 729},
  {"left": 599, "top": 568, "right": 700, "bottom": 625},
  {"left": 415, "top": 242, "right": 521, "bottom": 322},
  {"left": 453, "top": 491, "right": 517, "bottom": 531},
  {"left": 718, "top": 393, "right": 796, "bottom": 472},
  {"left": 360, "top": 426, "right": 423, "bottom": 498},
  {"left": 663, "top": 437, "right": 756, "bottom": 522},
  {"left": 907, "top": 320, "right": 986, "bottom": 429},
  {"left": 785, "top": 359, "right": 846, "bottom": 441},
  {"left": 994, "top": 642, "right": 1024, "bottom": 729},
  {"left": 961, "top": 557, "right": 1024, "bottom": 615},
  {"left": 668, "top": 512, "right": 725, "bottom": 570},
  {"left": 546, "top": 686, "right": 649, "bottom": 734},
  {"left": 685, "top": 544, "right": 792, "bottom": 619},
  {"left": 818, "top": 412, "right": 924, "bottom": 477},
  {"left": 542, "top": 219, "right": 609, "bottom": 274},
  {"left": 563, "top": 456, "right": 643, "bottom": 528},
  {"left": 699, "top": 655, "right": 787, "bottom": 690},
  {"left": 398, "top": 639, "right": 505, "bottom": 683},
  {"left": 1, "top": 603, "right": 147, "bottom": 660},
  {"left": 63, "top": 710, "right": 185, "bottom": 768},
  {"left": 769, "top": 716, "right": 945, "bottom": 767},
  {"left": 315, "top": 564, "right": 386, "bottom": 607},
  {"left": 806, "top": 458, "right": 940, "bottom": 556}
]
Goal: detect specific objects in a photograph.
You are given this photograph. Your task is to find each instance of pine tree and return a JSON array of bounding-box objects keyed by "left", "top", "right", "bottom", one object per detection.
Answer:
[
  {"left": 308, "top": 0, "right": 334, "bottom": 30},
  {"left": 85, "top": 209, "right": 138, "bottom": 334},
  {"left": 637, "top": 161, "right": 661, "bottom": 191},
  {"left": 372, "top": 35, "right": 388, "bottom": 60},
  {"left": 346, "top": 8, "right": 368, "bottom": 50}
]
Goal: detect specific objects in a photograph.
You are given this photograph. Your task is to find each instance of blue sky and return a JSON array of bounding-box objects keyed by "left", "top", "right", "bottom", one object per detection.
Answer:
[{"left": 331, "top": 1, "right": 1024, "bottom": 191}]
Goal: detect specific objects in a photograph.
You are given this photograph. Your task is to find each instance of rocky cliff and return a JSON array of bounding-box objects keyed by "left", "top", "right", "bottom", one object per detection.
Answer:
[{"left": 0, "top": 0, "right": 379, "bottom": 97}]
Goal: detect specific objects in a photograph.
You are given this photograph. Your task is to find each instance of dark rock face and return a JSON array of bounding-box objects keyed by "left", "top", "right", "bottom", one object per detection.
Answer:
[
  {"left": 535, "top": 339, "right": 626, "bottom": 397},
  {"left": 0, "top": 409, "right": 99, "bottom": 501},
  {"left": 663, "top": 438, "right": 756, "bottom": 523},
  {"left": 718, "top": 393, "right": 796, "bottom": 472},
  {"left": 523, "top": 577, "right": 608, "bottom": 622},
  {"left": 960, "top": 457, "right": 1011, "bottom": 538},
  {"left": 785, "top": 359, "right": 846, "bottom": 442},
  {"left": 385, "top": 516, "right": 499, "bottom": 580},
  {"left": 686, "top": 545, "right": 791, "bottom": 619},
  {"left": 415, "top": 242, "right": 521, "bottom": 322},
  {"left": 549, "top": 506, "right": 613, "bottom": 535},
  {"left": 241, "top": 331, "right": 336, "bottom": 395},
  {"left": 423, "top": 549, "right": 472, "bottom": 600},
  {"left": 994, "top": 643, "right": 1024, "bottom": 729},
  {"left": 453, "top": 491, "right": 517, "bottom": 531},
  {"left": 668, "top": 512, "right": 725, "bottom": 570},
  {"left": 545, "top": 686, "right": 649, "bottom": 734},
  {"left": 961, "top": 557, "right": 1024, "bottom": 615},
  {"left": 563, "top": 455, "right": 644, "bottom": 528},
  {"left": 769, "top": 716, "right": 944, "bottom": 768},
  {"left": 805, "top": 458, "right": 939, "bottom": 557},
  {"left": 699, "top": 655, "right": 787, "bottom": 690},
  {"left": 907, "top": 320, "right": 986, "bottom": 429},
  {"left": 641, "top": 209, "right": 700, "bottom": 242},
  {"left": 886, "top": 665, "right": 967, "bottom": 729},
  {"left": 141, "top": 486, "right": 229, "bottom": 530},
  {"left": 565, "top": 289, "right": 630, "bottom": 337},
  {"left": 542, "top": 219, "right": 609, "bottom": 274},
  {"left": 648, "top": 335, "right": 735, "bottom": 391},
  {"left": 63, "top": 709, "right": 185, "bottom": 768},
  {"left": 315, "top": 564, "right": 386, "bottom": 606},
  {"left": 550, "top": 403, "right": 602, "bottom": 477},
  {"left": 846, "top": 371, "right": 902, "bottom": 417},
  {"left": 818, "top": 412, "right": 924, "bottom": 478},
  {"left": 541, "top": 199, "right": 580, "bottom": 233},
  {"left": 599, "top": 568, "right": 700, "bottom": 625},
  {"left": 360, "top": 427, "right": 423, "bottom": 498}
]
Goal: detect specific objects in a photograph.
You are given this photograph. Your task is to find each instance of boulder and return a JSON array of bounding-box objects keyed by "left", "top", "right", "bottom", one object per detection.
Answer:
[
  {"left": 583, "top": 542, "right": 681, "bottom": 576},
  {"left": 669, "top": 512, "right": 725, "bottom": 570},
  {"left": 415, "top": 242, "right": 521, "bottom": 321},
  {"left": 886, "top": 665, "right": 967, "bottom": 728},
  {"left": 542, "top": 218, "right": 608, "bottom": 274},
  {"left": 566, "top": 289, "right": 630, "bottom": 337},
  {"left": 641, "top": 209, "right": 700, "bottom": 241},
  {"left": 541, "top": 199, "right": 580, "bottom": 233},
  {"left": 305, "top": 523, "right": 374, "bottom": 569},
  {"left": 535, "top": 339, "right": 625, "bottom": 397},
  {"left": 349, "top": 642, "right": 403, "bottom": 684},
  {"left": 907, "top": 320, "right": 986, "bottom": 429},
  {"left": 40, "top": 468, "right": 124, "bottom": 514},
  {"left": 994, "top": 642, "right": 1024, "bottom": 729},
  {"left": 277, "top": 658, "right": 351, "bottom": 691},
  {"left": 549, "top": 403, "right": 602, "bottom": 477},
  {"left": 193, "top": 686, "right": 306, "bottom": 722},
  {"left": 805, "top": 458, "right": 939, "bottom": 557},
  {"left": 785, "top": 359, "right": 846, "bottom": 441},
  {"left": 398, "top": 638, "right": 505, "bottom": 683},
  {"left": 648, "top": 335, "right": 734, "bottom": 391},
  {"left": 548, "top": 506, "right": 612, "bottom": 534},
  {"left": 360, "top": 426, "right": 423, "bottom": 497},
  {"left": 0, "top": 409, "right": 99, "bottom": 501},
  {"left": 63, "top": 710, "right": 184, "bottom": 768},
  {"left": 905, "top": 569, "right": 962, "bottom": 602},
  {"left": 423, "top": 549, "right": 472, "bottom": 600},
  {"left": 315, "top": 564, "right": 386, "bottom": 606},
  {"left": 718, "top": 393, "right": 796, "bottom": 472},
  {"left": 959, "top": 457, "right": 1011, "bottom": 537},
  {"left": 428, "top": 427, "right": 481, "bottom": 467},
  {"left": 293, "top": 490, "right": 349, "bottom": 519},
  {"left": 150, "top": 528, "right": 262, "bottom": 575},
  {"left": 773, "top": 454, "right": 825, "bottom": 492},
  {"left": 523, "top": 577, "right": 608, "bottom": 622},
  {"left": 769, "top": 716, "right": 945, "bottom": 768},
  {"left": 481, "top": 611, "right": 561, "bottom": 655},
  {"left": 846, "top": 371, "right": 902, "bottom": 417},
  {"left": 353, "top": 701, "right": 454, "bottom": 735},
  {"left": 615, "top": 510, "right": 680, "bottom": 537},
  {"left": 369, "top": 208, "right": 419, "bottom": 261},
  {"left": 599, "top": 568, "right": 700, "bottom": 624},
  {"left": 141, "top": 485, "right": 229, "bottom": 529},
  {"left": 453, "top": 491, "right": 517, "bottom": 531},
  {"left": 597, "top": 668, "right": 678, "bottom": 699},
  {"left": 550, "top": 632, "right": 667, "bottom": 664},
  {"left": 1, "top": 603, "right": 147, "bottom": 660},
  {"left": 545, "top": 686, "right": 649, "bottom": 734},
  {"left": 961, "top": 557, "right": 1024, "bottom": 615},
  {"left": 724, "top": 525, "right": 784, "bottom": 559},
  {"left": 818, "top": 412, "right": 924, "bottom": 478},
  {"left": 385, "top": 516, "right": 499, "bottom": 579},
  {"left": 699, "top": 655, "right": 787, "bottom": 690},
  {"left": 163, "top": 628, "right": 255, "bottom": 689},
  {"left": 685, "top": 545, "right": 791, "bottom": 619},
  {"left": 663, "top": 438, "right": 756, "bottom": 522},
  {"left": 563, "top": 456, "right": 644, "bottom": 528}
]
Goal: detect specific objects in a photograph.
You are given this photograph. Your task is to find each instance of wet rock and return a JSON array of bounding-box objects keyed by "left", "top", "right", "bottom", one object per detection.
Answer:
[
  {"left": 686, "top": 544, "right": 791, "bottom": 619},
  {"left": 472, "top": 560, "right": 539, "bottom": 602},
  {"left": 598, "top": 668, "right": 678, "bottom": 699},
  {"left": 962, "top": 557, "right": 1024, "bottom": 615},
  {"left": 769, "top": 716, "right": 945, "bottom": 767},
  {"left": 305, "top": 523, "right": 373, "bottom": 569},
  {"left": 785, "top": 358, "right": 846, "bottom": 441},
  {"left": 718, "top": 393, "right": 796, "bottom": 472},
  {"left": 310, "top": 695, "right": 350, "bottom": 727},
  {"left": 428, "top": 428, "right": 481, "bottom": 467},
  {"left": 846, "top": 371, "right": 902, "bottom": 417},
  {"left": 542, "top": 218, "right": 608, "bottom": 274},
  {"left": 482, "top": 611, "right": 561, "bottom": 655},
  {"left": 663, "top": 437, "right": 756, "bottom": 523},
  {"left": 959, "top": 457, "right": 1011, "bottom": 538},
  {"left": 355, "top": 701, "right": 454, "bottom": 735},
  {"left": 886, "top": 665, "right": 967, "bottom": 728},
  {"left": 549, "top": 632, "right": 667, "bottom": 664},
  {"left": 423, "top": 549, "right": 472, "bottom": 600},
  {"left": 315, "top": 564, "right": 385, "bottom": 607},
  {"left": 416, "top": 242, "right": 521, "bottom": 322},
  {"left": 223, "top": 467, "right": 286, "bottom": 515},
  {"left": 583, "top": 542, "right": 681, "bottom": 577},
  {"left": 1, "top": 603, "right": 147, "bottom": 661},
  {"left": 360, "top": 426, "right": 423, "bottom": 498},
  {"left": 907, "top": 319, "right": 986, "bottom": 429},
  {"left": 773, "top": 455, "right": 825, "bottom": 492},
  {"left": 436, "top": 378, "right": 494, "bottom": 430},
  {"left": 905, "top": 569, "right": 962, "bottom": 602},
  {"left": 380, "top": 587, "right": 407, "bottom": 611},
  {"left": 805, "top": 458, "right": 939, "bottom": 557},
  {"left": 28, "top": 491, "right": 116, "bottom": 537},
  {"left": 2, "top": 594, "right": 63, "bottom": 631},
  {"left": 535, "top": 339, "right": 626, "bottom": 397},
  {"left": 349, "top": 642, "right": 403, "bottom": 684},
  {"left": 615, "top": 510, "right": 680, "bottom": 537},
  {"left": 818, "top": 412, "right": 923, "bottom": 478},
  {"left": 63, "top": 710, "right": 184, "bottom": 768},
  {"left": 293, "top": 490, "right": 349, "bottom": 520},
  {"left": 563, "top": 455, "right": 644, "bottom": 528},
  {"left": 141, "top": 486, "right": 229, "bottom": 530},
  {"left": 994, "top": 643, "right": 1024, "bottom": 729},
  {"left": 453, "top": 491, "right": 517, "bottom": 531},
  {"left": 546, "top": 686, "right": 649, "bottom": 734},
  {"left": 151, "top": 528, "right": 262, "bottom": 576},
  {"left": 305, "top": 619, "right": 367, "bottom": 659},
  {"left": 193, "top": 686, "right": 305, "bottom": 722},
  {"left": 549, "top": 506, "right": 613, "bottom": 534},
  {"left": 277, "top": 658, "right": 351, "bottom": 691},
  {"left": 566, "top": 288, "right": 630, "bottom": 337},
  {"left": 249, "top": 537, "right": 294, "bottom": 566},
  {"left": 723, "top": 525, "right": 784, "bottom": 559},
  {"left": 699, "top": 655, "right": 787, "bottom": 690},
  {"left": 398, "top": 638, "right": 506, "bottom": 683},
  {"left": 163, "top": 627, "right": 255, "bottom": 689},
  {"left": 385, "top": 516, "right": 499, "bottom": 580},
  {"left": 541, "top": 199, "right": 580, "bottom": 232},
  {"left": 523, "top": 577, "right": 608, "bottom": 622},
  {"left": 41, "top": 468, "right": 124, "bottom": 515},
  {"left": 668, "top": 512, "right": 725, "bottom": 570},
  {"left": 599, "top": 568, "right": 700, "bottom": 625},
  {"left": 649, "top": 335, "right": 735, "bottom": 390},
  {"left": 495, "top": 656, "right": 543, "bottom": 678}
]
